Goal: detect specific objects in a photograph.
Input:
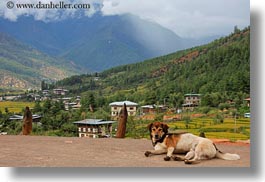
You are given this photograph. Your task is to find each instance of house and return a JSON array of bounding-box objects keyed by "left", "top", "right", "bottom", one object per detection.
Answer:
[
  {"left": 9, "top": 114, "right": 42, "bottom": 123},
  {"left": 182, "top": 94, "right": 201, "bottom": 111},
  {"left": 244, "top": 98, "right": 250, "bottom": 107},
  {"left": 42, "top": 90, "right": 49, "bottom": 95},
  {"left": 53, "top": 88, "right": 68, "bottom": 96},
  {"left": 244, "top": 113, "right": 251, "bottom": 118},
  {"left": 109, "top": 101, "right": 138, "bottom": 118},
  {"left": 141, "top": 105, "right": 155, "bottom": 115},
  {"left": 73, "top": 119, "right": 116, "bottom": 138},
  {"left": 65, "top": 102, "right": 81, "bottom": 110},
  {"left": 34, "top": 94, "right": 41, "bottom": 101},
  {"left": 63, "top": 97, "right": 82, "bottom": 110},
  {"left": 140, "top": 104, "right": 168, "bottom": 115}
]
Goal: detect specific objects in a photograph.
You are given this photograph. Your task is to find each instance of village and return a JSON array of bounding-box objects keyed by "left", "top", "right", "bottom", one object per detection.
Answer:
[{"left": 0, "top": 87, "right": 251, "bottom": 141}]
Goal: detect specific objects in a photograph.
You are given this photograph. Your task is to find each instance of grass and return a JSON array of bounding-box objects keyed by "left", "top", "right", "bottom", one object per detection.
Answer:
[
  {"left": 136, "top": 117, "right": 250, "bottom": 141},
  {"left": 0, "top": 101, "right": 35, "bottom": 113}
]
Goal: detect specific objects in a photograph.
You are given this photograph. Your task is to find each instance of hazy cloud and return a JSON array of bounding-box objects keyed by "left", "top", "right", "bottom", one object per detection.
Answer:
[
  {"left": 101, "top": 0, "right": 250, "bottom": 38},
  {"left": 0, "top": 0, "right": 250, "bottom": 38}
]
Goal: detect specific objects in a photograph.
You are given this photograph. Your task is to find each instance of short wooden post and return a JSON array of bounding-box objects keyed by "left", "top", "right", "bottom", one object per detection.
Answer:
[
  {"left": 22, "top": 106, "right": 32, "bottom": 135},
  {"left": 116, "top": 103, "right": 128, "bottom": 138}
]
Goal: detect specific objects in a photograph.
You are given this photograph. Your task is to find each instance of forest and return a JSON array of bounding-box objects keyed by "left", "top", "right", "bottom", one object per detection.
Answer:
[{"left": 54, "top": 26, "right": 250, "bottom": 110}]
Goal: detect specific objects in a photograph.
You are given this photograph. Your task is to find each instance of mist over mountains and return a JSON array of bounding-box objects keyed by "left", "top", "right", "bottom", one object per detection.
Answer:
[{"left": 0, "top": 13, "right": 219, "bottom": 72}]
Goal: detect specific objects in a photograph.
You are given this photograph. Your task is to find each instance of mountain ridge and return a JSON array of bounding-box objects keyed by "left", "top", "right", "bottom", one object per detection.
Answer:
[
  {"left": 0, "top": 32, "right": 81, "bottom": 89},
  {"left": 0, "top": 14, "right": 220, "bottom": 72}
]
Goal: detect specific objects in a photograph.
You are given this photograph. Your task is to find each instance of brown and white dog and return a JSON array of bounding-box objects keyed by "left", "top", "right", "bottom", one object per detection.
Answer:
[{"left": 144, "top": 122, "right": 240, "bottom": 164}]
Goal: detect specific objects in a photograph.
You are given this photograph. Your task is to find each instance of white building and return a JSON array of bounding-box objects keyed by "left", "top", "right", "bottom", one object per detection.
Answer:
[
  {"left": 73, "top": 119, "right": 116, "bottom": 138},
  {"left": 53, "top": 88, "right": 68, "bottom": 96},
  {"left": 109, "top": 101, "right": 138, "bottom": 118}
]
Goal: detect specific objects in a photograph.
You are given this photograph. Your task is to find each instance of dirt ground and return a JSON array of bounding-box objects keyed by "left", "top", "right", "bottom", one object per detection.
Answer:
[{"left": 0, "top": 135, "right": 250, "bottom": 167}]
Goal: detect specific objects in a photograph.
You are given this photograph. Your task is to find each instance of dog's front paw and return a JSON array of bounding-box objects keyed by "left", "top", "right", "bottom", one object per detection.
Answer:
[
  {"left": 164, "top": 156, "right": 171, "bottom": 161},
  {"left": 173, "top": 156, "right": 184, "bottom": 161},
  {"left": 145, "top": 151, "right": 151, "bottom": 157},
  {"left": 184, "top": 159, "right": 192, "bottom": 164}
]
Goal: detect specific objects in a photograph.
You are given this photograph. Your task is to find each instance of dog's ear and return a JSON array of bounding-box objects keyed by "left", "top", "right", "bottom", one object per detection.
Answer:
[
  {"left": 147, "top": 123, "right": 153, "bottom": 131},
  {"left": 161, "top": 123, "right": 169, "bottom": 133}
]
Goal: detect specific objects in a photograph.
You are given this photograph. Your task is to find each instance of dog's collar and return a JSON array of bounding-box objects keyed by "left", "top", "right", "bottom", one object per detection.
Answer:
[{"left": 152, "top": 133, "right": 168, "bottom": 147}]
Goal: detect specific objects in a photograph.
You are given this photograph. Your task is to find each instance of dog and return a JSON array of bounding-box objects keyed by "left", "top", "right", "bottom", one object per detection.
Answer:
[{"left": 144, "top": 122, "right": 240, "bottom": 164}]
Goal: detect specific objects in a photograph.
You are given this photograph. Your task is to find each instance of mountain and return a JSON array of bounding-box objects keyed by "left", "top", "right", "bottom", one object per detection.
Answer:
[
  {"left": 0, "top": 14, "right": 219, "bottom": 72},
  {"left": 0, "top": 32, "right": 81, "bottom": 89},
  {"left": 54, "top": 27, "right": 250, "bottom": 107}
]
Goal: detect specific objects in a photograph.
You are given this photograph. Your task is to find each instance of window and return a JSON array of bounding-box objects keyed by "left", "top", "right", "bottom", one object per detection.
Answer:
[
  {"left": 129, "top": 107, "right": 134, "bottom": 110},
  {"left": 83, "top": 128, "right": 86, "bottom": 132},
  {"left": 78, "top": 127, "right": 81, "bottom": 132},
  {"left": 93, "top": 128, "right": 98, "bottom": 133}
]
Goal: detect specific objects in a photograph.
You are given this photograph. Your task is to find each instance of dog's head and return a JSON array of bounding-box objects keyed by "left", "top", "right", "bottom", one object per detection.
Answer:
[{"left": 147, "top": 122, "right": 169, "bottom": 143}]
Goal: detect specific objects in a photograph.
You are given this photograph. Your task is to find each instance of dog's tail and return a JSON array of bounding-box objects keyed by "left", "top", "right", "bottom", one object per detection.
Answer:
[{"left": 214, "top": 144, "right": 240, "bottom": 160}]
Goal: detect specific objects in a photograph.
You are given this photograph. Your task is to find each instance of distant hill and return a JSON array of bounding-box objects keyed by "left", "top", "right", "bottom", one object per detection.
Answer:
[
  {"left": 0, "top": 14, "right": 219, "bottom": 72},
  {"left": 55, "top": 27, "right": 250, "bottom": 107},
  {"left": 0, "top": 32, "right": 81, "bottom": 89}
]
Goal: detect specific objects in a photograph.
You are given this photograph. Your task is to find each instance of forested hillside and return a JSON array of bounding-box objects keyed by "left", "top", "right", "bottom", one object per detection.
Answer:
[
  {"left": 0, "top": 32, "right": 81, "bottom": 89},
  {"left": 54, "top": 27, "right": 250, "bottom": 108}
]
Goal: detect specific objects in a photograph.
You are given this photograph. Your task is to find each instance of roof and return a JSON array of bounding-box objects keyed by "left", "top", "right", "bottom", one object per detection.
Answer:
[
  {"left": 184, "top": 94, "right": 201, "bottom": 97},
  {"left": 9, "top": 114, "right": 42, "bottom": 120},
  {"left": 244, "top": 98, "right": 251, "bottom": 101},
  {"left": 182, "top": 103, "right": 199, "bottom": 106},
  {"left": 109, "top": 101, "right": 138, "bottom": 106},
  {"left": 141, "top": 105, "right": 155, "bottom": 109},
  {"left": 53, "top": 88, "right": 68, "bottom": 91},
  {"left": 73, "top": 119, "right": 116, "bottom": 125}
]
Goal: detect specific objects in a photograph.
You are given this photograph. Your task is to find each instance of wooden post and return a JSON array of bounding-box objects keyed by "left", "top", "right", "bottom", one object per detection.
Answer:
[
  {"left": 22, "top": 106, "right": 32, "bottom": 135},
  {"left": 116, "top": 103, "right": 128, "bottom": 138}
]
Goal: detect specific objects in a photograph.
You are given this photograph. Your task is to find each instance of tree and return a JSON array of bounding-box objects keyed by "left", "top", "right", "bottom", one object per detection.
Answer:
[
  {"left": 51, "top": 100, "right": 65, "bottom": 115},
  {"left": 41, "top": 80, "right": 49, "bottom": 90},
  {"left": 234, "top": 25, "right": 240, "bottom": 34},
  {"left": 88, "top": 93, "right": 96, "bottom": 112},
  {"left": 33, "top": 101, "right": 42, "bottom": 113},
  {"left": 4, "top": 107, "right": 9, "bottom": 114},
  {"left": 43, "top": 99, "right": 52, "bottom": 114},
  {"left": 81, "top": 93, "right": 96, "bottom": 112}
]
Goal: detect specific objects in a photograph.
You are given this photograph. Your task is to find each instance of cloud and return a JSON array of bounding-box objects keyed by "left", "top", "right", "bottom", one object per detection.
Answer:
[
  {"left": 101, "top": 0, "right": 250, "bottom": 38},
  {"left": 0, "top": 0, "right": 250, "bottom": 38}
]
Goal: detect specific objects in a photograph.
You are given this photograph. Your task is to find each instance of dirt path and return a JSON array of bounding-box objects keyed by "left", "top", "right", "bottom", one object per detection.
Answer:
[{"left": 0, "top": 135, "right": 250, "bottom": 167}]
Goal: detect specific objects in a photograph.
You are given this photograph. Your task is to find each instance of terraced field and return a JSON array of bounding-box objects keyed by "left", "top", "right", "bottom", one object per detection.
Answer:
[{"left": 0, "top": 101, "right": 35, "bottom": 113}]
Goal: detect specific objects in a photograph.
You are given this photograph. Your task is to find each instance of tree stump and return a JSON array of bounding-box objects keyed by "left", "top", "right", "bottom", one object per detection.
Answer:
[
  {"left": 116, "top": 103, "right": 128, "bottom": 138},
  {"left": 22, "top": 106, "right": 32, "bottom": 135}
]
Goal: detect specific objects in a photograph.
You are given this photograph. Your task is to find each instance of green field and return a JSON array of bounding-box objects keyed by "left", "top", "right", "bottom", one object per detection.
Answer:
[
  {"left": 0, "top": 101, "right": 35, "bottom": 113},
  {"left": 166, "top": 118, "right": 250, "bottom": 141},
  {"left": 124, "top": 116, "right": 250, "bottom": 141}
]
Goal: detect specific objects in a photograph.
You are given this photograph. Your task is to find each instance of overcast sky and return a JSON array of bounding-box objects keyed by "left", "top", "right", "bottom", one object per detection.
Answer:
[{"left": 0, "top": 0, "right": 250, "bottom": 38}]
